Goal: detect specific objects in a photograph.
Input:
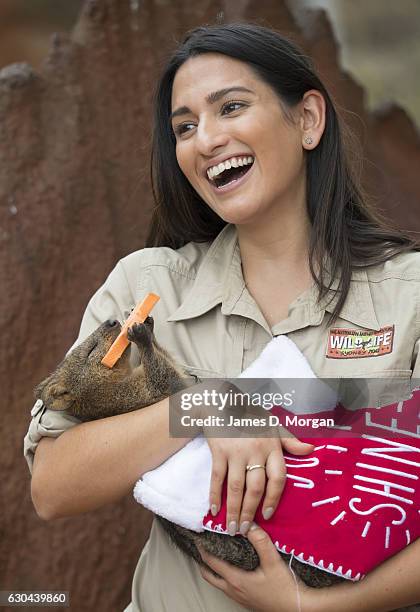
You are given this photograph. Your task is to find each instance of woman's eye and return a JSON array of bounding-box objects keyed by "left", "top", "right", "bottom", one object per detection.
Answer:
[
  {"left": 174, "top": 122, "right": 195, "bottom": 137},
  {"left": 221, "top": 101, "right": 245, "bottom": 115}
]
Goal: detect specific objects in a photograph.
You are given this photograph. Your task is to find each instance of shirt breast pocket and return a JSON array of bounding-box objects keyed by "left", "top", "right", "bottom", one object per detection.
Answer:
[
  {"left": 179, "top": 364, "right": 225, "bottom": 382},
  {"left": 336, "top": 369, "right": 413, "bottom": 410}
]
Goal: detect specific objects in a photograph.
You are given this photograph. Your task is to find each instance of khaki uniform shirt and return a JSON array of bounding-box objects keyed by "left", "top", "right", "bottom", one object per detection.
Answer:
[{"left": 24, "top": 224, "right": 420, "bottom": 611}]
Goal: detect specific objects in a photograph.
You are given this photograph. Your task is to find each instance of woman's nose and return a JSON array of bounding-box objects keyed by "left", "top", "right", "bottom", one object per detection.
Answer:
[{"left": 195, "top": 119, "right": 229, "bottom": 155}]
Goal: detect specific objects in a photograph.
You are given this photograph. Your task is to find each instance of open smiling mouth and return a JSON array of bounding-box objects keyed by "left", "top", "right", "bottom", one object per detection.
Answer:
[{"left": 206, "top": 156, "right": 254, "bottom": 189}]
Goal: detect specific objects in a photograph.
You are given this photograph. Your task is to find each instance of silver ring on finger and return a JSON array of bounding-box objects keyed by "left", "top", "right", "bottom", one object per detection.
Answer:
[{"left": 245, "top": 464, "right": 266, "bottom": 473}]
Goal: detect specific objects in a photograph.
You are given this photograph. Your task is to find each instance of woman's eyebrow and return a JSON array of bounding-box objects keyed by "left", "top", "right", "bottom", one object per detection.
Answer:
[{"left": 170, "top": 86, "right": 255, "bottom": 121}]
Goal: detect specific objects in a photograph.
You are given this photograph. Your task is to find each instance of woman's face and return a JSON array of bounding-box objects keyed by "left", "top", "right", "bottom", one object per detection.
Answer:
[{"left": 171, "top": 53, "right": 307, "bottom": 226}]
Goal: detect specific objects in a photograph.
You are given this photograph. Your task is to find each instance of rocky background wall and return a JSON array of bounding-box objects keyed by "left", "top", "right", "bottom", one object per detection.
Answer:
[{"left": 1, "top": 1, "right": 419, "bottom": 610}]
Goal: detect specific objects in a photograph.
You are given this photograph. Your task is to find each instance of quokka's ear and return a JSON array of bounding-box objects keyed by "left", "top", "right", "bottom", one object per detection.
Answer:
[{"left": 34, "top": 378, "right": 75, "bottom": 412}]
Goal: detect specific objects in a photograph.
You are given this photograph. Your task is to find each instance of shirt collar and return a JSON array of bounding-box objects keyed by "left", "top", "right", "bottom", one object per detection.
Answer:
[
  {"left": 168, "top": 225, "right": 381, "bottom": 332},
  {"left": 318, "top": 268, "right": 381, "bottom": 330},
  {"left": 167, "top": 224, "right": 241, "bottom": 322}
]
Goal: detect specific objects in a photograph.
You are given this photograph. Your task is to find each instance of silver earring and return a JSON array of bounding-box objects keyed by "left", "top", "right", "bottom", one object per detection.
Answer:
[{"left": 304, "top": 136, "right": 313, "bottom": 145}]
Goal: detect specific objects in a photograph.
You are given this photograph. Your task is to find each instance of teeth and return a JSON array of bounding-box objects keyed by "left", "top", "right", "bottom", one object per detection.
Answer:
[{"left": 207, "top": 156, "right": 254, "bottom": 180}]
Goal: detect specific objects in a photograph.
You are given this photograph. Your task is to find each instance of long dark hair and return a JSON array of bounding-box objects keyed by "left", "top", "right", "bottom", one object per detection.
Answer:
[{"left": 146, "top": 23, "right": 417, "bottom": 320}]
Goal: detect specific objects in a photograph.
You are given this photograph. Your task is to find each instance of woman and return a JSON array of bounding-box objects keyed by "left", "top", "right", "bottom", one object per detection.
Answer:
[{"left": 25, "top": 23, "right": 420, "bottom": 611}]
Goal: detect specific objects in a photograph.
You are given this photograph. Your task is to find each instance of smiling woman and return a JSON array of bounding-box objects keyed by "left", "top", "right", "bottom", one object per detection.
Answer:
[
  {"left": 26, "top": 22, "right": 420, "bottom": 612},
  {"left": 143, "top": 23, "right": 419, "bottom": 610}
]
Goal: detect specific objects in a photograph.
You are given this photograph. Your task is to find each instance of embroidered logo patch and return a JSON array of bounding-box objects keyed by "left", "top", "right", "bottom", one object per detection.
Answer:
[{"left": 326, "top": 326, "right": 394, "bottom": 359}]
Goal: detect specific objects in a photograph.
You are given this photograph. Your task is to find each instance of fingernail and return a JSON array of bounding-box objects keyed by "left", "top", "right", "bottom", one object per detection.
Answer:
[
  {"left": 262, "top": 507, "right": 274, "bottom": 520},
  {"left": 240, "top": 521, "right": 250, "bottom": 536},
  {"left": 211, "top": 504, "right": 218, "bottom": 516},
  {"left": 228, "top": 521, "right": 237, "bottom": 536},
  {"left": 249, "top": 522, "right": 258, "bottom": 531}
]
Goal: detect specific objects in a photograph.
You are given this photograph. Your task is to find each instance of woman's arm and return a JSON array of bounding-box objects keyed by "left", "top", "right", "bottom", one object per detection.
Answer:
[
  {"left": 198, "top": 526, "right": 420, "bottom": 612},
  {"left": 31, "top": 395, "right": 190, "bottom": 520},
  {"left": 31, "top": 380, "right": 313, "bottom": 526}
]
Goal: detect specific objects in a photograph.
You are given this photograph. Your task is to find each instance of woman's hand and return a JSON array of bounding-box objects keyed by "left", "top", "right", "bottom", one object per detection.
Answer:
[
  {"left": 199, "top": 524, "right": 309, "bottom": 612},
  {"left": 205, "top": 430, "right": 313, "bottom": 536},
  {"left": 200, "top": 527, "right": 420, "bottom": 612}
]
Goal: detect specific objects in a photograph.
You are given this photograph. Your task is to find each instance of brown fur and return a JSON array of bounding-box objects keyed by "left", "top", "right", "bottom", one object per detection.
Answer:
[{"left": 33, "top": 318, "right": 353, "bottom": 588}]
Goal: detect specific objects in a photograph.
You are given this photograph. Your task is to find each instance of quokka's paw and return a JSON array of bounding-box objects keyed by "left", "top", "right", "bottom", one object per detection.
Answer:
[
  {"left": 143, "top": 315, "right": 154, "bottom": 333},
  {"left": 127, "top": 320, "right": 154, "bottom": 348}
]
